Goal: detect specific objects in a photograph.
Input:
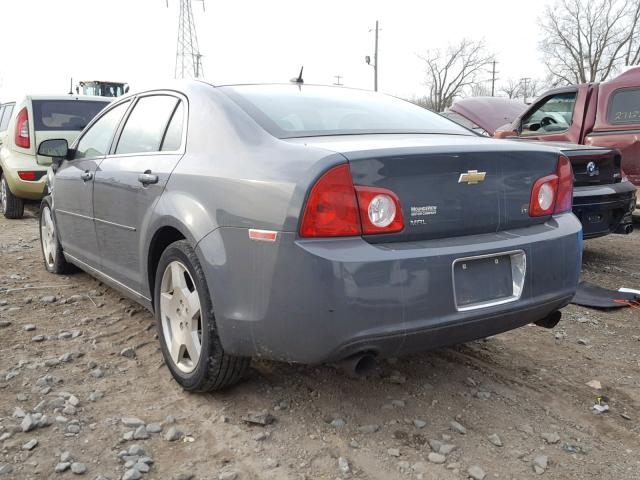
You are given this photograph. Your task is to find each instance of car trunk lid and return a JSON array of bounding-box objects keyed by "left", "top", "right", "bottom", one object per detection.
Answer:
[{"left": 288, "top": 135, "right": 562, "bottom": 242}]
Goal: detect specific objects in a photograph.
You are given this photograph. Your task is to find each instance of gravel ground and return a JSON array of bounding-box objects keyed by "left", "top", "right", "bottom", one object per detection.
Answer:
[{"left": 1, "top": 206, "right": 639, "bottom": 480}]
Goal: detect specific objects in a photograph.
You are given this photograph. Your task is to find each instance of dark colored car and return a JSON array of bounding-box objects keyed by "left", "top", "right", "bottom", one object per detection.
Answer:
[
  {"left": 37, "top": 83, "right": 581, "bottom": 391},
  {"left": 445, "top": 97, "right": 636, "bottom": 238}
]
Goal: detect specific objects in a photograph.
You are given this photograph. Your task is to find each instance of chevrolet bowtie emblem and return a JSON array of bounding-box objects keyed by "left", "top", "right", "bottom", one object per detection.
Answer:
[{"left": 458, "top": 170, "right": 487, "bottom": 184}]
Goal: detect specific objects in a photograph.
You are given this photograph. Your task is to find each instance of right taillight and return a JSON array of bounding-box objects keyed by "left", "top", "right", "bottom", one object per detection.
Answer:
[
  {"left": 529, "top": 155, "right": 573, "bottom": 217},
  {"left": 14, "top": 108, "right": 30, "bottom": 149},
  {"left": 554, "top": 155, "right": 573, "bottom": 214}
]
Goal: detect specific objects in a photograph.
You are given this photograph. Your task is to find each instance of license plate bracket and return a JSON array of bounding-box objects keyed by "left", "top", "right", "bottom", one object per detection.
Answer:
[{"left": 452, "top": 250, "right": 526, "bottom": 311}]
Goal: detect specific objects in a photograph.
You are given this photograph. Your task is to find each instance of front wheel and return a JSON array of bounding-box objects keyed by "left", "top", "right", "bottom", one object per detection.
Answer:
[
  {"left": 0, "top": 173, "right": 24, "bottom": 219},
  {"left": 39, "top": 200, "right": 72, "bottom": 274},
  {"left": 154, "top": 240, "right": 249, "bottom": 391}
]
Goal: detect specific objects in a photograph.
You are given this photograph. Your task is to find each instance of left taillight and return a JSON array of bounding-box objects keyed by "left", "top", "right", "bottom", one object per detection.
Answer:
[
  {"left": 529, "top": 155, "right": 573, "bottom": 217},
  {"left": 299, "top": 164, "right": 362, "bottom": 237},
  {"left": 14, "top": 108, "right": 30, "bottom": 149},
  {"left": 299, "top": 163, "right": 405, "bottom": 237}
]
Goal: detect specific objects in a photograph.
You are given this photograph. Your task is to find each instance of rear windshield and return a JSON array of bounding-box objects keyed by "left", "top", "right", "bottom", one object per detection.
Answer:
[
  {"left": 607, "top": 88, "right": 640, "bottom": 125},
  {"left": 220, "top": 85, "right": 470, "bottom": 138},
  {"left": 32, "top": 100, "right": 109, "bottom": 131}
]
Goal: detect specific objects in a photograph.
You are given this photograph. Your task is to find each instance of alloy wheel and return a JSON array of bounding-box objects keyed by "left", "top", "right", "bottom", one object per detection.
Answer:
[
  {"left": 160, "top": 261, "right": 203, "bottom": 373},
  {"left": 40, "top": 206, "right": 57, "bottom": 268}
]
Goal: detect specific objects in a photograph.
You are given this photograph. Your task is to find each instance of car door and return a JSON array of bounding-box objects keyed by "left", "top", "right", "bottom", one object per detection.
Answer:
[
  {"left": 93, "top": 93, "right": 186, "bottom": 295},
  {"left": 53, "top": 100, "right": 131, "bottom": 267}
]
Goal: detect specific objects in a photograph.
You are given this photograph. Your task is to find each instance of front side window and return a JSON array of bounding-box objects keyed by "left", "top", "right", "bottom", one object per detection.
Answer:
[
  {"left": 115, "top": 95, "right": 179, "bottom": 155},
  {"left": 75, "top": 101, "right": 130, "bottom": 159},
  {"left": 520, "top": 92, "right": 577, "bottom": 135},
  {"left": 607, "top": 88, "right": 640, "bottom": 124}
]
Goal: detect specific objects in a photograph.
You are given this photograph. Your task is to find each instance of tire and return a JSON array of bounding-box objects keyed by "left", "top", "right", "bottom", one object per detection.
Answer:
[
  {"left": 39, "top": 199, "right": 72, "bottom": 274},
  {"left": 0, "top": 173, "right": 24, "bottom": 219},
  {"left": 154, "top": 240, "right": 249, "bottom": 391}
]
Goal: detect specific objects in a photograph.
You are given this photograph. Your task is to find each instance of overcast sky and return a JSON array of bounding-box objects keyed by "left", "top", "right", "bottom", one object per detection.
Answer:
[{"left": 0, "top": 0, "right": 553, "bottom": 101}]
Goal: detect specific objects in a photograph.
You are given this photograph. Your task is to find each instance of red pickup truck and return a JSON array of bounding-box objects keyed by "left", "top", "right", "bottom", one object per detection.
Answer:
[{"left": 495, "top": 67, "right": 640, "bottom": 185}]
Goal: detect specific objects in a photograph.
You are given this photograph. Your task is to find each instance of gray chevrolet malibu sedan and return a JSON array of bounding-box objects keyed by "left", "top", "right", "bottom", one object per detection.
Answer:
[{"left": 36, "top": 82, "right": 582, "bottom": 391}]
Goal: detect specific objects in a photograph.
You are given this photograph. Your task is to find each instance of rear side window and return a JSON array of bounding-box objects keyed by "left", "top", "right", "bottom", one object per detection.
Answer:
[
  {"left": 32, "top": 100, "right": 109, "bottom": 131},
  {"left": 160, "top": 102, "right": 184, "bottom": 151},
  {"left": 608, "top": 88, "right": 640, "bottom": 124},
  {"left": 115, "top": 95, "right": 179, "bottom": 155},
  {"left": 75, "top": 101, "right": 131, "bottom": 159},
  {"left": 0, "top": 104, "right": 14, "bottom": 132}
]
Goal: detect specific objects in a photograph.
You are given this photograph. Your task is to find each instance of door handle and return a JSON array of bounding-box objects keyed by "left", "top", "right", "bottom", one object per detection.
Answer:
[
  {"left": 80, "top": 171, "right": 93, "bottom": 182},
  {"left": 138, "top": 171, "right": 159, "bottom": 185}
]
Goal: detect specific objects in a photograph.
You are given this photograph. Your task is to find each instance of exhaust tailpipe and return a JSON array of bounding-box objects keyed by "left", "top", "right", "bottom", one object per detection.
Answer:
[
  {"left": 337, "top": 353, "right": 377, "bottom": 378},
  {"left": 534, "top": 310, "right": 562, "bottom": 329},
  {"left": 615, "top": 223, "right": 634, "bottom": 235}
]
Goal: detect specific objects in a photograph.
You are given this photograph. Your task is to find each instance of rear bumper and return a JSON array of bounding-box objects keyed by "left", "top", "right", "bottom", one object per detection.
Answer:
[
  {"left": 572, "top": 182, "right": 636, "bottom": 239},
  {"left": 197, "top": 213, "right": 582, "bottom": 364},
  {"left": 0, "top": 153, "right": 47, "bottom": 200}
]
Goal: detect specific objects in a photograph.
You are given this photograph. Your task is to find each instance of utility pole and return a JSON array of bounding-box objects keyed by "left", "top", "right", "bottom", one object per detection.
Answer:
[
  {"left": 373, "top": 20, "right": 379, "bottom": 92},
  {"left": 491, "top": 60, "right": 498, "bottom": 97},
  {"left": 333, "top": 75, "right": 343, "bottom": 86},
  {"left": 365, "top": 21, "right": 379, "bottom": 91},
  {"left": 520, "top": 77, "right": 531, "bottom": 103}
]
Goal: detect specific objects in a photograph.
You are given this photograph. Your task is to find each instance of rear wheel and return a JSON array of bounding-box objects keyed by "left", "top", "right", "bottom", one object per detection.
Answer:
[
  {"left": 39, "top": 200, "right": 71, "bottom": 274},
  {"left": 0, "top": 173, "right": 24, "bottom": 219},
  {"left": 154, "top": 240, "right": 249, "bottom": 391}
]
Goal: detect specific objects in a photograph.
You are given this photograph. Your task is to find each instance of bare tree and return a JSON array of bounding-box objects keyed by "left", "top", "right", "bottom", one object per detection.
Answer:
[
  {"left": 500, "top": 78, "right": 522, "bottom": 99},
  {"left": 470, "top": 82, "right": 492, "bottom": 97},
  {"left": 417, "top": 39, "right": 494, "bottom": 111},
  {"left": 406, "top": 95, "right": 431, "bottom": 109},
  {"left": 539, "top": 0, "right": 640, "bottom": 85},
  {"left": 624, "top": 2, "right": 640, "bottom": 65}
]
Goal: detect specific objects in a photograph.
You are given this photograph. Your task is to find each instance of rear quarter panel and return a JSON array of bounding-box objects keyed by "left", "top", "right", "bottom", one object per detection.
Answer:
[{"left": 143, "top": 84, "right": 347, "bottom": 296}]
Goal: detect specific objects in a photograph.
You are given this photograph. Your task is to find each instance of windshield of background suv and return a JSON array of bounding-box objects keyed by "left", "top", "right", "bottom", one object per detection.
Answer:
[
  {"left": 32, "top": 100, "right": 109, "bottom": 131},
  {"left": 220, "top": 85, "right": 470, "bottom": 138}
]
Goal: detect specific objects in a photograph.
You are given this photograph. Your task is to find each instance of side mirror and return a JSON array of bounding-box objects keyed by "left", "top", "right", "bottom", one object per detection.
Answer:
[{"left": 38, "top": 139, "right": 69, "bottom": 158}]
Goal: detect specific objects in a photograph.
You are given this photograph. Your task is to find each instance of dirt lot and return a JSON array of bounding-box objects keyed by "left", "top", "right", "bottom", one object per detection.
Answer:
[{"left": 1, "top": 206, "right": 639, "bottom": 480}]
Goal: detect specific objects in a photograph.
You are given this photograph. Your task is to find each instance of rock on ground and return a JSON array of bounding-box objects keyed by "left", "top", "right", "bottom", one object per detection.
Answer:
[{"left": 468, "top": 465, "right": 486, "bottom": 480}]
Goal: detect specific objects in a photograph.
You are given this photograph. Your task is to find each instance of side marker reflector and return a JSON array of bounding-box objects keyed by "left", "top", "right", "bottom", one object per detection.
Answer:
[{"left": 248, "top": 229, "right": 278, "bottom": 242}]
